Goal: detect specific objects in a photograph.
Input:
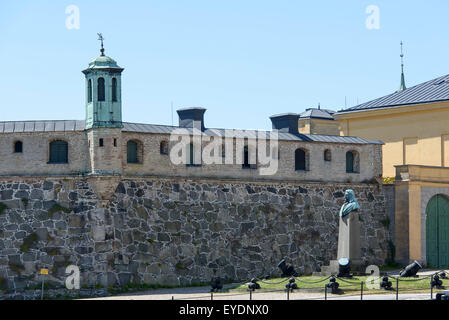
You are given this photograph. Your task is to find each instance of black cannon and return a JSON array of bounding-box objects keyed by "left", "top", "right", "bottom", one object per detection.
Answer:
[
  {"left": 278, "top": 259, "right": 298, "bottom": 277},
  {"left": 399, "top": 260, "right": 422, "bottom": 277}
]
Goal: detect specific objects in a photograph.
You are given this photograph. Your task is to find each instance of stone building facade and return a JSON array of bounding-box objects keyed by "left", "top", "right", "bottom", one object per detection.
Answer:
[{"left": 0, "top": 46, "right": 390, "bottom": 298}]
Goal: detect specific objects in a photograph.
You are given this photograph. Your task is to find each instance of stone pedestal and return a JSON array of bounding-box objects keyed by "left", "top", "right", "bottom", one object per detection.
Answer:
[
  {"left": 337, "top": 211, "right": 361, "bottom": 268},
  {"left": 314, "top": 211, "right": 363, "bottom": 276}
]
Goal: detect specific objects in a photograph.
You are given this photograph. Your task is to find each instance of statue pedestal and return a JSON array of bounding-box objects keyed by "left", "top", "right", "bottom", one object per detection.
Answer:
[
  {"left": 337, "top": 211, "right": 361, "bottom": 268},
  {"left": 314, "top": 211, "right": 363, "bottom": 276}
]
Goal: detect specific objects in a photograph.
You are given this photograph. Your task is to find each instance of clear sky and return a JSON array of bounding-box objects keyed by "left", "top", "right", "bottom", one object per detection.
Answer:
[{"left": 1, "top": 1, "right": 449, "bottom": 130}]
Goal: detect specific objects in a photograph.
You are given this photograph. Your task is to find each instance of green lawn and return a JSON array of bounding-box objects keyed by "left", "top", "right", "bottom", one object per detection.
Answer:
[{"left": 230, "top": 275, "right": 449, "bottom": 296}]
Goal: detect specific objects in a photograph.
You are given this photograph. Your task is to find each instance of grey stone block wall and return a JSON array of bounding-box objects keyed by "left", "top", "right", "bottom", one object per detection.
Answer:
[{"left": 0, "top": 177, "right": 390, "bottom": 299}]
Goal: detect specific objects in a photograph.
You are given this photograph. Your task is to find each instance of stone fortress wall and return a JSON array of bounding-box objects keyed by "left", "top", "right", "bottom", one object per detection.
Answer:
[
  {"left": 0, "top": 47, "right": 390, "bottom": 298},
  {"left": 0, "top": 175, "right": 390, "bottom": 299}
]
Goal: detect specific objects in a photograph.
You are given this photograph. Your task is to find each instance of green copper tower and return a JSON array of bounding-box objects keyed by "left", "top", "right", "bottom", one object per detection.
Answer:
[{"left": 82, "top": 33, "right": 124, "bottom": 129}]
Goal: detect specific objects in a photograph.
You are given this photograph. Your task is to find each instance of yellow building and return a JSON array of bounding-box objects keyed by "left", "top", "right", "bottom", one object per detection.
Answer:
[
  {"left": 332, "top": 69, "right": 449, "bottom": 267},
  {"left": 335, "top": 75, "right": 449, "bottom": 178}
]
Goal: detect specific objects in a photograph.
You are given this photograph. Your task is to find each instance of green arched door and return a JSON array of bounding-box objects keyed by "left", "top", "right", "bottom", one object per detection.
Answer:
[{"left": 426, "top": 194, "right": 449, "bottom": 268}]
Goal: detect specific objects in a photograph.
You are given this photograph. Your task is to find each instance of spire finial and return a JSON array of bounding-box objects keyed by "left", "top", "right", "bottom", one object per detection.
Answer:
[
  {"left": 97, "top": 33, "right": 105, "bottom": 56},
  {"left": 398, "top": 40, "right": 406, "bottom": 92}
]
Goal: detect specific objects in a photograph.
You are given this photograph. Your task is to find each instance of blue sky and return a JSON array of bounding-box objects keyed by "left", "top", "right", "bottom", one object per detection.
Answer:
[{"left": 1, "top": 1, "right": 449, "bottom": 130}]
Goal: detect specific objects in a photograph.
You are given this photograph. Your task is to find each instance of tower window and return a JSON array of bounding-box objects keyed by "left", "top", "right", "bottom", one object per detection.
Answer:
[
  {"left": 112, "top": 78, "right": 118, "bottom": 102},
  {"left": 88, "top": 79, "right": 92, "bottom": 103},
  {"left": 99, "top": 138, "right": 104, "bottom": 147},
  {"left": 114, "top": 138, "right": 117, "bottom": 147},
  {"left": 49, "top": 140, "right": 68, "bottom": 164},
  {"left": 98, "top": 77, "right": 105, "bottom": 101},
  {"left": 14, "top": 141, "right": 23, "bottom": 153}
]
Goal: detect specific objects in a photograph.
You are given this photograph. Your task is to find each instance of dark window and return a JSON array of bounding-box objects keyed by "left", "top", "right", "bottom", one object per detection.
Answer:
[
  {"left": 295, "top": 148, "right": 306, "bottom": 171},
  {"left": 242, "top": 146, "right": 257, "bottom": 169},
  {"left": 324, "top": 149, "right": 332, "bottom": 162},
  {"left": 187, "top": 143, "right": 194, "bottom": 165},
  {"left": 127, "top": 141, "right": 138, "bottom": 164},
  {"left": 99, "top": 138, "right": 104, "bottom": 147},
  {"left": 160, "top": 141, "right": 168, "bottom": 155},
  {"left": 114, "top": 138, "right": 117, "bottom": 147},
  {"left": 87, "top": 79, "right": 92, "bottom": 103},
  {"left": 346, "top": 151, "right": 355, "bottom": 173},
  {"left": 14, "top": 141, "right": 23, "bottom": 153},
  {"left": 98, "top": 77, "right": 105, "bottom": 101},
  {"left": 112, "top": 78, "right": 118, "bottom": 102},
  {"left": 49, "top": 140, "right": 68, "bottom": 164}
]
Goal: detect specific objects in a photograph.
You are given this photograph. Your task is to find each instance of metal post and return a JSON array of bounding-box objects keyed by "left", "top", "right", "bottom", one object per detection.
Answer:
[
  {"left": 250, "top": 290, "right": 252, "bottom": 300},
  {"left": 396, "top": 278, "right": 399, "bottom": 301},
  {"left": 431, "top": 282, "right": 433, "bottom": 300},
  {"left": 41, "top": 276, "right": 44, "bottom": 300},
  {"left": 287, "top": 288, "right": 290, "bottom": 300},
  {"left": 211, "top": 292, "right": 213, "bottom": 301},
  {"left": 360, "top": 281, "right": 363, "bottom": 300},
  {"left": 324, "top": 285, "right": 327, "bottom": 300},
  {"left": 172, "top": 296, "right": 174, "bottom": 300}
]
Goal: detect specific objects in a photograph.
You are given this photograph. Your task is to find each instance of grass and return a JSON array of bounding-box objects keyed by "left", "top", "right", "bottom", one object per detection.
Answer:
[{"left": 230, "top": 275, "right": 449, "bottom": 296}]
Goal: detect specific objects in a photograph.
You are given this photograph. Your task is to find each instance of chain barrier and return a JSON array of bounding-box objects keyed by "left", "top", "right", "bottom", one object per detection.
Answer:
[{"left": 171, "top": 270, "right": 448, "bottom": 300}]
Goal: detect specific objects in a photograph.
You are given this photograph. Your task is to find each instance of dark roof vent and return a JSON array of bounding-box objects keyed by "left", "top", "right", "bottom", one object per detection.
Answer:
[
  {"left": 177, "top": 107, "right": 206, "bottom": 131},
  {"left": 269, "top": 113, "right": 299, "bottom": 134}
]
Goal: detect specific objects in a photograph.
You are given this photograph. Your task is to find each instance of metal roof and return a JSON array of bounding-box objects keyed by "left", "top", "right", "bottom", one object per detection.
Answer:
[
  {"left": 0, "top": 120, "right": 85, "bottom": 133},
  {"left": 0, "top": 120, "right": 381, "bottom": 145},
  {"left": 299, "top": 108, "right": 335, "bottom": 120},
  {"left": 122, "top": 122, "right": 381, "bottom": 145},
  {"left": 338, "top": 73, "right": 449, "bottom": 114}
]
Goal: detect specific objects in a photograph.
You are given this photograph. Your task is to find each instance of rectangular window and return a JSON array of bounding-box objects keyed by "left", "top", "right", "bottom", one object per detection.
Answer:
[
  {"left": 99, "top": 138, "right": 104, "bottom": 147},
  {"left": 114, "top": 138, "right": 117, "bottom": 147}
]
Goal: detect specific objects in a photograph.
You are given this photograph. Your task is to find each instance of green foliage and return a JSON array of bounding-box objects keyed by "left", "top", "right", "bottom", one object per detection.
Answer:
[
  {"left": 20, "top": 233, "right": 38, "bottom": 253},
  {"left": 175, "top": 262, "right": 186, "bottom": 270},
  {"left": 8, "top": 263, "right": 25, "bottom": 276},
  {"left": 47, "top": 249, "right": 59, "bottom": 256},
  {"left": 384, "top": 240, "right": 398, "bottom": 267},
  {"left": 48, "top": 203, "right": 71, "bottom": 218},
  {"left": 380, "top": 217, "right": 390, "bottom": 229},
  {"left": 0, "top": 277, "right": 7, "bottom": 291},
  {"left": 383, "top": 177, "right": 395, "bottom": 184},
  {"left": 0, "top": 203, "right": 8, "bottom": 215}
]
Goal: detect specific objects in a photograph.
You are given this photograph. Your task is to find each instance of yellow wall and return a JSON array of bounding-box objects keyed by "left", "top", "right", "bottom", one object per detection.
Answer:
[
  {"left": 336, "top": 101, "right": 449, "bottom": 177},
  {"left": 298, "top": 118, "right": 340, "bottom": 136}
]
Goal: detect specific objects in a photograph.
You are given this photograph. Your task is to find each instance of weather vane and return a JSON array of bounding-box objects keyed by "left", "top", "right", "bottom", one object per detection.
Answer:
[
  {"left": 400, "top": 41, "right": 404, "bottom": 67},
  {"left": 97, "top": 33, "right": 105, "bottom": 56}
]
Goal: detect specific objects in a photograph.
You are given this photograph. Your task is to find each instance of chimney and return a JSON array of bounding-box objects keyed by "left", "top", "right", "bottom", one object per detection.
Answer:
[
  {"left": 177, "top": 107, "right": 206, "bottom": 131},
  {"left": 269, "top": 113, "right": 299, "bottom": 134}
]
